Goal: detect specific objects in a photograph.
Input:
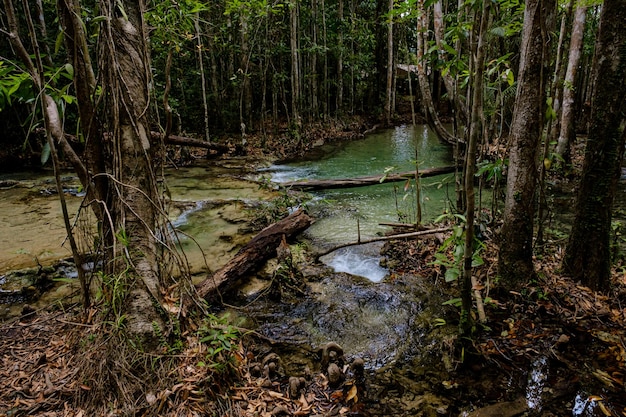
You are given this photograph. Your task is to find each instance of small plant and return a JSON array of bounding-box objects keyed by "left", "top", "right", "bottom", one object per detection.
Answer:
[
  {"left": 197, "top": 314, "right": 240, "bottom": 373},
  {"left": 248, "top": 189, "right": 309, "bottom": 230},
  {"left": 430, "top": 213, "right": 485, "bottom": 283}
]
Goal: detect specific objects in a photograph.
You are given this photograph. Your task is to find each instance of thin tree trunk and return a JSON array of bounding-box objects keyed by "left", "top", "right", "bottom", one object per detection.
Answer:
[
  {"left": 336, "top": 0, "right": 344, "bottom": 115},
  {"left": 555, "top": 4, "right": 587, "bottom": 162},
  {"left": 461, "top": 0, "right": 489, "bottom": 335},
  {"left": 547, "top": 0, "right": 574, "bottom": 144},
  {"left": 195, "top": 14, "right": 210, "bottom": 141},
  {"left": 289, "top": 0, "right": 301, "bottom": 131},
  {"left": 311, "top": 0, "right": 319, "bottom": 118},
  {"left": 416, "top": 0, "right": 459, "bottom": 145},
  {"left": 384, "top": 0, "right": 394, "bottom": 126}
]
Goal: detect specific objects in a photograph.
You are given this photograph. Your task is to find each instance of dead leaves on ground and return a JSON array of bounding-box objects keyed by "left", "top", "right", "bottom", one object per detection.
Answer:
[{"left": 0, "top": 313, "right": 82, "bottom": 416}]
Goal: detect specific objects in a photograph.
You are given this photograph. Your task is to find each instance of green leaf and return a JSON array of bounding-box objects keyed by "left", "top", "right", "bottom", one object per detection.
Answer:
[
  {"left": 471, "top": 256, "right": 484, "bottom": 267},
  {"left": 55, "top": 31, "right": 65, "bottom": 54},
  {"left": 41, "top": 141, "right": 51, "bottom": 165},
  {"left": 64, "top": 63, "right": 74, "bottom": 79},
  {"left": 442, "top": 297, "right": 462, "bottom": 307},
  {"left": 445, "top": 268, "right": 459, "bottom": 282}
]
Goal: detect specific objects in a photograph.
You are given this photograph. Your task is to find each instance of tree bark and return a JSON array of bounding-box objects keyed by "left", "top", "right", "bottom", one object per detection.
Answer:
[
  {"left": 461, "top": 0, "right": 489, "bottom": 332},
  {"left": 416, "top": 0, "right": 460, "bottom": 145},
  {"left": 384, "top": 0, "right": 394, "bottom": 126},
  {"left": 336, "top": 0, "right": 344, "bottom": 115},
  {"left": 555, "top": 4, "right": 587, "bottom": 162},
  {"left": 289, "top": 0, "right": 301, "bottom": 130},
  {"left": 102, "top": 0, "right": 166, "bottom": 346},
  {"left": 197, "top": 209, "right": 313, "bottom": 302},
  {"left": 277, "top": 165, "right": 455, "bottom": 190},
  {"left": 498, "top": 0, "right": 555, "bottom": 290},
  {"left": 562, "top": 0, "right": 626, "bottom": 291}
]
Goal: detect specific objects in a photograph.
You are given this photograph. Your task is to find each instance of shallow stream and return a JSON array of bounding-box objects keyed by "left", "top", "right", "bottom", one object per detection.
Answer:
[
  {"left": 267, "top": 124, "right": 456, "bottom": 281},
  {"left": 0, "top": 126, "right": 602, "bottom": 415}
]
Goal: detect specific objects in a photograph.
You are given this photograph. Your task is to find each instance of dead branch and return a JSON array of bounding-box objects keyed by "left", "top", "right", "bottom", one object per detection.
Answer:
[{"left": 316, "top": 226, "right": 452, "bottom": 259}]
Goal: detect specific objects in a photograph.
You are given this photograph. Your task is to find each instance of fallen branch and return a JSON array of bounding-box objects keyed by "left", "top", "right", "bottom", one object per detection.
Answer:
[
  {"left": 277, "top": 166, "right": 455, "bottom": 191},
  {"left": 196, "top": 209, "right": 313, "bottom": 302},
  {"left": 151, "top": 132, "right": 230, "bottom": 153},
  {"left": 316, "top": 226, "right": 451, "bottom": 259}
]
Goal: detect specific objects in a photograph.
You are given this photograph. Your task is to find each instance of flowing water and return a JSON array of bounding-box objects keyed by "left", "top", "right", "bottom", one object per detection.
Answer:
[{"left": 267, "top": 124, "right": 455, "bottom": 281}]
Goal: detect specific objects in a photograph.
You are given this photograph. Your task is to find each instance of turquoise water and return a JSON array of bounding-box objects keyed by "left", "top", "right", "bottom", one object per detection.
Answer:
[
  {"left": 269, "top": 125, "right": 456, "bottom": 280},
  {"left": 271, "top": 125, "right": 455, "bottom": 240}
]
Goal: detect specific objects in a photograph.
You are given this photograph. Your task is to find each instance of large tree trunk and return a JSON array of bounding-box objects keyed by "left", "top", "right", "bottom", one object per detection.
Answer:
[
  {"left": 554, "top": 4, "right": 587, "bottom": 162},
  {"left": 498, "top": 0, "right": 555, "bottom": 290},
  {"left": 197, "top": 209, "right": 312, "bottom": 302},
  {"left": 562, "top": 0, "right": 626, "bottom": 291},
  {"left": 101, "top": 0, "right": 167, "bottom": 347}
]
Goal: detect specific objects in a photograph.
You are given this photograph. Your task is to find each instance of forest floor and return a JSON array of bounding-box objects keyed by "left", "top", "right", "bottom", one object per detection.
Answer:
[{"left": 2, "top": 126, "right": 626, "bottom": 416}]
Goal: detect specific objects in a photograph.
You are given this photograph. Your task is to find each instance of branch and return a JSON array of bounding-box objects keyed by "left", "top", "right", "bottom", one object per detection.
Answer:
[{"left": 315, "top": 227, "right": 451, "bottom": 259}]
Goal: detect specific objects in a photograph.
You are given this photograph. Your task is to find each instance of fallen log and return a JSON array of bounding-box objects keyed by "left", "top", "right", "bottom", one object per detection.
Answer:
[
  {"left": 316, "top": 226, "right": 451, "bottom": 259},
  {"left": 277, "top": 165, "right": 455, "bottom": 190},
  {"left": 38, "top": 128, "right": 231, "bottom": 155},
  {"left": 196, "top": 208, "right": 313, "bottom": 302},
  {"left": 152, "top": 132, "right": 230, "bottom": 154}
]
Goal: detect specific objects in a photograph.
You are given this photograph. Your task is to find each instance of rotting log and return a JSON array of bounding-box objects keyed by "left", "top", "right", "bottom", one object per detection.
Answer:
[
  {"left": 277, "top": 166, "right": 455, "bottom": 191},
  {"left": 196, "top": 208, "right": 313, "bottom": 302}
]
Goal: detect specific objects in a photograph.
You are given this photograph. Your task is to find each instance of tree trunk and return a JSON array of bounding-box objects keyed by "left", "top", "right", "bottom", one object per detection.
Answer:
[
  {"left": 416, "top": 0, "right": 459, "bottom": 145},
  {"left": 461, "top": 0, "right": 489, "bottom": 334},
  {"left": 195, "top": 14, "right": 210, "bottom": 141},
  {"left": 336, "top": 0, "right": 344, "bottom": 115},
  {"left": 547, "top": 0, "right": 574, "bottom": 145},
  {"left": 562, "top": 0, "right": 626, "bottom": 291},
  {"left": 101, "top": 0, "right": 167, "bottom": 346},
  {"left": 555, "top": 4, "right": 587, "bottom": 162},
  {"left": 498, "top": 0, "right": 555, "bottom": 290},
  {"left": 289, "top": 0, "right": 301, "bottom": 130},
  {"left": 384, "top": 0, "right": 394, "bottom": 126},
  {"left": 311, "top": 0, "right": 319, "bottom": 118},
  {"left": 197, "top": 209, "right": 312, "bottom": 302}
]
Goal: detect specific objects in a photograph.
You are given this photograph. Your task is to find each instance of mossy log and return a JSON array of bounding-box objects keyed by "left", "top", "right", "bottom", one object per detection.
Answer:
[{"left": 196, "top": 209, "right": 313, "bottom": 302}]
